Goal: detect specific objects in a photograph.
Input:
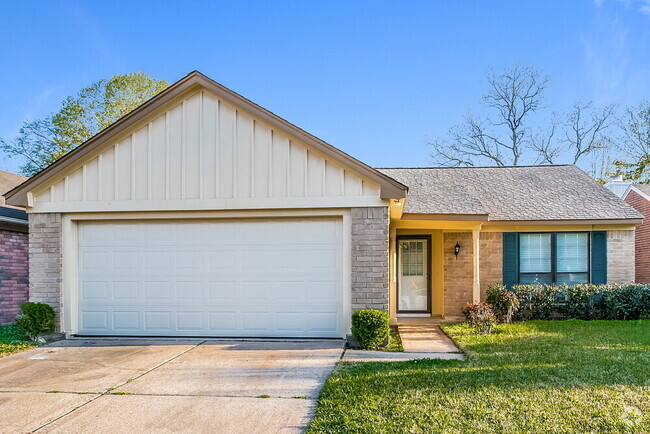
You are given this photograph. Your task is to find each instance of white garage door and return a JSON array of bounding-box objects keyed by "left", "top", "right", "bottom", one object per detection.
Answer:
[{"left": 77, "top": 218, "right": 343, "bottom": 337}]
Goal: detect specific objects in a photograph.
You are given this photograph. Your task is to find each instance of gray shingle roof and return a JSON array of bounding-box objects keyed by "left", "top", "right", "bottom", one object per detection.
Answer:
[
  {"left": 377, "top": 165, "right": 642, "bottom": 221},
  {"left": 632, "top": 184, "right": 650, "bottom": 197}
]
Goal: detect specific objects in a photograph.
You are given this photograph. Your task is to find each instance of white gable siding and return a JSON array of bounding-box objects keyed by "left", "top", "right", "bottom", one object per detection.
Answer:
[{"left": 31, "top": 90, "right": 383, "bottom": 212}]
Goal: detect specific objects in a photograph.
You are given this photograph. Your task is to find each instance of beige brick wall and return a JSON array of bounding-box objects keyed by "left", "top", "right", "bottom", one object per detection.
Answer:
[
  {"left": 443, "top": 232, "right": 473, "bottom": 317},
  {"left": 607, "top": 230, "right": 635, "bottom": 283},
  {"left": 479, "top": 232, "right": 502, "bottom": 301},
  {"left": 351, "top": 207, "right": 389, "bottom": 311},
  {"left": 28, "top": 213, "right": 63, "bottom": 328}
]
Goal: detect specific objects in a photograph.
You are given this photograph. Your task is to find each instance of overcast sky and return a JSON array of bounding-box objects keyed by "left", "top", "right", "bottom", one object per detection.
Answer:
[{"left": 1, "top": 0, "right": 649, "bottom": 173}]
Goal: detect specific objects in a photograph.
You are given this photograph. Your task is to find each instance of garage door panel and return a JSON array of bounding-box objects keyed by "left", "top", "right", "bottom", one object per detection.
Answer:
[
  {"left": 208, "top": 312, "right": 237, "bottom": 331},
  {"left": 144, "top": 311, "right": 173, "bottom": 331},
  {"left": 80, "top": 308, "right": 343, "bottom": 337},
  {"left": 80, "top": 281, "right": 108, "bottom": 300},
  {"left": 81, "top": 311, "right": 109, "bottom": 331},
  {"left": 308, "top": 281, "right": 340, "bottom": 301},
  {"left": 114, "top": 251, "right": 139, "bottom": 271},
  {"left": 311, "top": 312, "right": 340, "bottom": 332},
  {"left": 177, "top": 312, "right": 204, "bottom": 331},
  {"left": 176, "top": 251, "right": 204, "bottom": 269},
  {"left": 176, "top": 281, "right": 204, "bottom": 300},
  {"left": 80, "top": 251, "right": 110, "bottom": 272},
  {"left": 113, "top": 311, "right": 139, "bottom": 330},
  {"left": 143, "top": 281, "right": 172, "bottom": 300},
  {"left": 143, "top": 251, "right": 172, "bottom": 270},
  {"left": 77, "top": 218, "right": 344, "bottom": 337},
  {"left": 208, "top": 251, "right": 236, "bottom": 268},
  {"left": 241, "top": 312, "right": 271, "bottom": 332},
  {"left": 208, "top": 281, "right": 237, "bottom": 299},
  {"left": 113, "top": 281, "right": 139, "bottom": 300}
]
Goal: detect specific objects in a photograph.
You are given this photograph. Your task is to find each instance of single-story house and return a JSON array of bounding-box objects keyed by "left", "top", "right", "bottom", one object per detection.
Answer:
[
  {"left": 623, "top": 184, "right": 650, "bottom": 283},
  {"left": 0, "top": 170, "right": 29, "bottom": 324},
  {"left": 4, "top": 71, "right": 642, "bottom": 338}
]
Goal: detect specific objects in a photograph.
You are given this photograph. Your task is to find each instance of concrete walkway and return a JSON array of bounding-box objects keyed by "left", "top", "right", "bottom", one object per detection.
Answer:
[
  {"left": 0, "top": 339, "right": 344, "bottom": 433},
  {"left": 342, "top": 318, "right": 464, "bottom": 362},
  {"left": 398, "top": 317, "right": 460, "bottom": 353}
]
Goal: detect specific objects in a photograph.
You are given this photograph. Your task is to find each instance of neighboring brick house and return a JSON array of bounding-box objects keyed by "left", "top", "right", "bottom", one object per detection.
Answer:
[
  {"left": 2, "top": 71, "right": 642, "bottom": 337},
  {"left": 623, "top": 185, "right": 650, "bottom": 283},
  {"left": 0, "top": 170, "right": 29, "bottom": 324}
]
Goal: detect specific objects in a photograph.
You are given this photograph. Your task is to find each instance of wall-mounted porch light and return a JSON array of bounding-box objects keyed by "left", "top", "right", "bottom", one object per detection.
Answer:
[
  {"left": 454, "top": 242, "right": 461, "bottom": 258},
  {"left": 394, "top": 199, "right": 402, "bottom": 206}
]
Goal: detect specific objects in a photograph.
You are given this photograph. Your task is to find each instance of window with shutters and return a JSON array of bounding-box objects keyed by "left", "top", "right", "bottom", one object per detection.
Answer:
[{"left": 518, "top": 232, "right": 590, "bottom": 285}]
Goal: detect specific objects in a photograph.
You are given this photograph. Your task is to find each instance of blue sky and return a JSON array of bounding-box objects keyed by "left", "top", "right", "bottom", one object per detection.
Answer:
[{"left": 1, "top": 0, "right": 649, "bottom": 173}]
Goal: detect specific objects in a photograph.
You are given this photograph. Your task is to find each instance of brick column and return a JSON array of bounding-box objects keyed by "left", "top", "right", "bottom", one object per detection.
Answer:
[
  {"left": 29, "top": 213, "right": 63, "bottom": 328},
  {"left": 0, "top": 230, "right": 29, "bottom": 324},
  {"left": 351, "top": 207, "right": 389, "bottom": 312},
  {"left": 444, "top": 232, "right": 473, "bottom": 317},
  {"left": 479, "top": 232, "right": 503, "bottom": 300},
  {"left": 607, "top": 230, "right": 635, "bottom": 283}
]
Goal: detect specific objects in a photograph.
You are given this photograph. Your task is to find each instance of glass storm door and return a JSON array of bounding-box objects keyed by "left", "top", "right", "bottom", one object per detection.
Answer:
[{"left": 398, "top": 239, "right": 429, "bottom": 312}]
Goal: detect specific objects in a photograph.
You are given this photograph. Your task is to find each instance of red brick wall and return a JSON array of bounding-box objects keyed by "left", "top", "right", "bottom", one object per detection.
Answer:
[
  {"left": 625, "top": 190, "right": 650, "bottom": 283},
  {"left": 0, "top": 230, "right": 29, "bottom": 324}
]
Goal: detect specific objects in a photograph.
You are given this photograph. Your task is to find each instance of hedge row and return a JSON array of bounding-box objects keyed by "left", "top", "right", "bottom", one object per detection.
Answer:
[{"left": 488, "top": 283, "right": 650, "bottom": 321}]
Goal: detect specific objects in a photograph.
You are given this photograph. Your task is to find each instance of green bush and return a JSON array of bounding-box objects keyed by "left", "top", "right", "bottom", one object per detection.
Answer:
[
  {"left": 511, "top": 284, "right": 558, "bottom": 320},
  {"left": 598, "top": 284, "right": 650, "bottom": 320},
  {"left": 562, "top": 284, "right": 602, "bottom": 320},
  {"left": 462, "top": 302, "right": 497, "bottom": 334},
  {"left": 486, "top": 284, "right": 520, "bottom": 323},
  {"left": 491, "top": 283, "right": 650, "bottom": 321},
  {"left": 351, "top": 309, "right": 389, "bottom": 349},
  {"left": 16, "top": 302, "right": 55, "bottom": 341}
]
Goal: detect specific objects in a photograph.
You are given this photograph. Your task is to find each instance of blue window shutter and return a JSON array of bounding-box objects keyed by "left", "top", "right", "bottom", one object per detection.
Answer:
[
  {"left": 591, "top": 231, "right": 607, "bottom": 284},
  {"left": 502, "top": 233, "right": 519, "bottom": 288}
]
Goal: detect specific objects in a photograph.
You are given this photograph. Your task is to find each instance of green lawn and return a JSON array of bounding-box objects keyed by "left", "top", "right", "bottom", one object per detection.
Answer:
[
  {"left": 0, "top": 323, "right": 35, "bottom": 358},
  {"left": 309, "top": 320, "right": 650, "bottom": 433}
]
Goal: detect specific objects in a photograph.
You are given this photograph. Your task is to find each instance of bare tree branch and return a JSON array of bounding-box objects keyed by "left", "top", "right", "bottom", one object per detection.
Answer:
[
  {"left": 563, "top": 102, "right": 617, "bottom": 164},
  {"left": 428, "top": 64, "right": 549, "bottom": 166},
  {"left": 531, "top": 118, "right": 559, "bottom": 164}
]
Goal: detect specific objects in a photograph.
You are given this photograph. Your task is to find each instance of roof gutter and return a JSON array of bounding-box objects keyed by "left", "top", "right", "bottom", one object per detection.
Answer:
[
  {"left": 484, "top": 218, "right": 643, "bottom": 226},
  {"left": 401, "top": 213, "right": 490, "bottom": 222}
]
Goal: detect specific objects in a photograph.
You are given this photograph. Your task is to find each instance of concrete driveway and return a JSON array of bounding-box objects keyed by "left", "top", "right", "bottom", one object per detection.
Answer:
[{"left": 0, "top": 339, "right": 344, "bottom": 433}]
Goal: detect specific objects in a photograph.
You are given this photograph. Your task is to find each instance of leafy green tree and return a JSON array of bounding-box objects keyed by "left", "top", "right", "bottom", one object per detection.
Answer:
[{"left": 1, "top": 73, "right": 168, "bottom": 175}]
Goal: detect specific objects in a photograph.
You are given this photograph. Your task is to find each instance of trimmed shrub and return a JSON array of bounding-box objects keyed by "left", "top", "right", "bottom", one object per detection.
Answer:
[
  {"left": 486, "top": 284, "right": 520, "bottom": 323},
  {"left": 488, "top": 283, "right": 650, "bottom": 321},
  {"left": 351, "top": 309, "right": 390, "bottom": 350},
  {"left": 511, "top": 285, "right": 558, "bottom": 321},
  {"left": 562, "top": 284, "right": 602, "bottom": 320},
  {"left": 17, "top": 302, "right": 55, "bottom": 341},
  {"left": 462, "top": 302, "right": 497, "bottom": 334},
  {"left": 598, "top": 284, "right": 650, "bottom": 320}
]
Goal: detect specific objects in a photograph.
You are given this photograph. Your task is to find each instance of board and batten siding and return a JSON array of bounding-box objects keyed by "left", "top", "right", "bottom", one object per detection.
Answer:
[{"left": 31, "top": 90, "right": 383, "bottom": 213}]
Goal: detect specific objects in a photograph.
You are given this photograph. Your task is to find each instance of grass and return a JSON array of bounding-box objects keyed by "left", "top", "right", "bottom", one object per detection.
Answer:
[
  {"left": 309, "top": 320, "right": 650, "bottom": 433},
  {"left": 0, "top": 323, "right": 35, "bottom": 358}
]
